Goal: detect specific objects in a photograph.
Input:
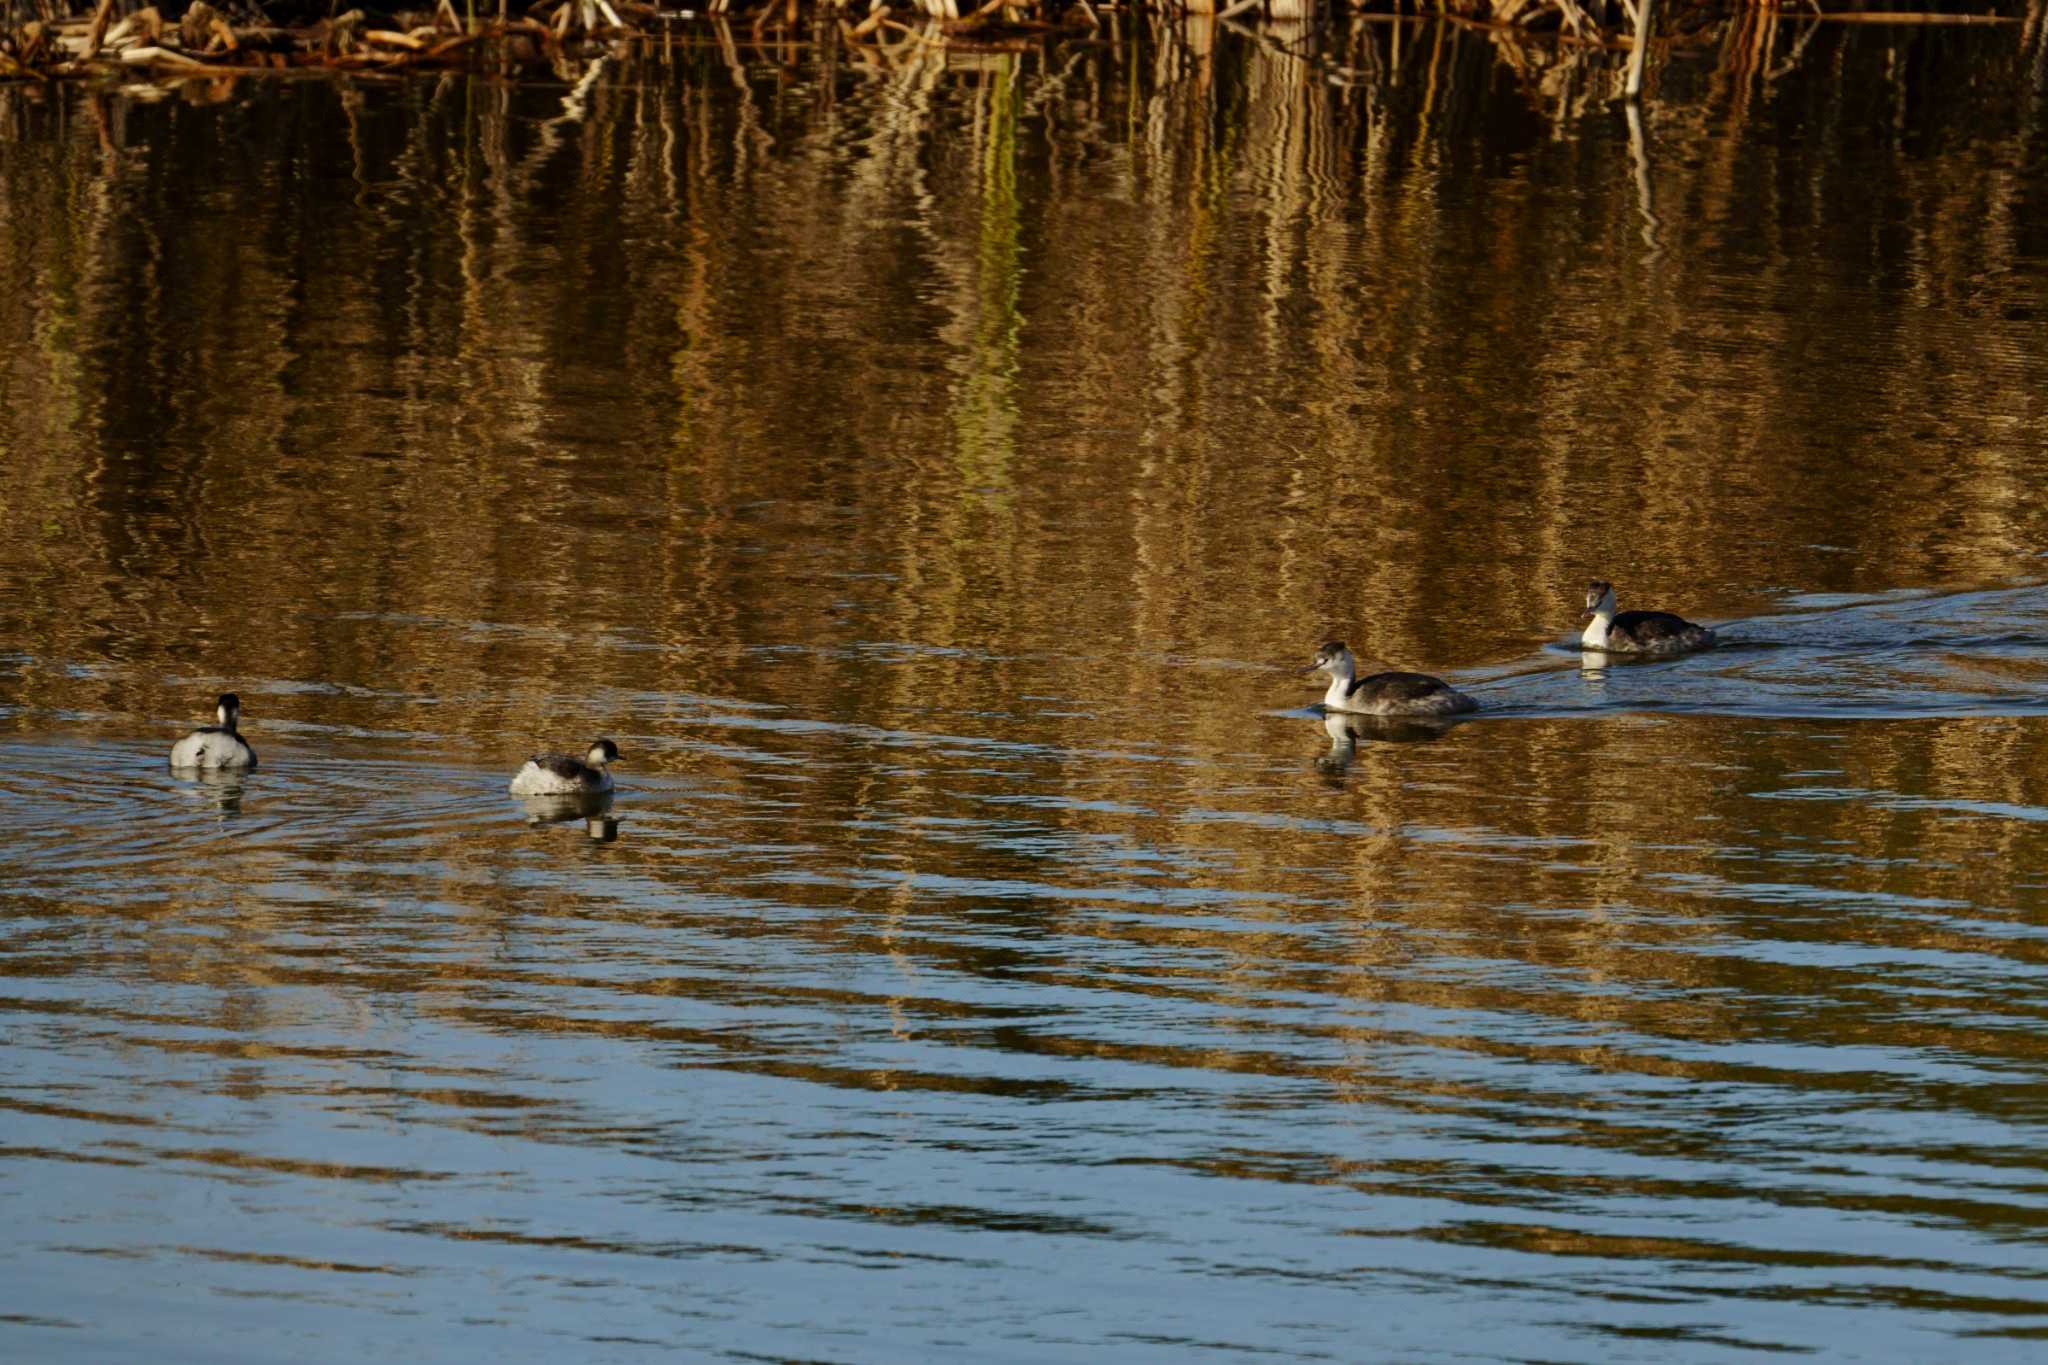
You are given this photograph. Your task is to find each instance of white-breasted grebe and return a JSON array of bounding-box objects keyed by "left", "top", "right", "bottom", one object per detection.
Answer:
[
  {"left": 169, "top": 692, "right": 258, "bottom": 769},
  {"left": 1580, "top": 579, "right": 1715, "bottom": 654},
  {"left": 508, "top": 739, "right": 621, "bottom": 796},
  {"left": 1302, "top": 641, "right": 1478, "bottom": 717}
]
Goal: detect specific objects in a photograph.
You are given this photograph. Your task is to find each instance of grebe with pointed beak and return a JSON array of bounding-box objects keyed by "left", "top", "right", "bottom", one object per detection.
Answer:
[
  {"left": 1301, "top": 642, "right": 1477, "bottom": 717},
  {"left": 1579, "top": 580, "right": 1715, "bottom": 654}
]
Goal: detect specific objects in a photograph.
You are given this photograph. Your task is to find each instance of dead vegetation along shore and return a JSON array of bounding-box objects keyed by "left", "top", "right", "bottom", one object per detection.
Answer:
[
  {"left": 1, "top": 0, "right": 671, "bottom": 81},
  {"left": 6, "top": 0, "right": 1098, "bottom": 83},
  {"left": 1, "top": 0, "right": 2031, "bottom": 87}
]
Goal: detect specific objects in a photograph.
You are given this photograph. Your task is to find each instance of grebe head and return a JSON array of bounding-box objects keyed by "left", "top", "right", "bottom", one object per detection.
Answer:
[
  {"left": 1583, "top": 580, "right": 1616, "bottom": 622},
  {"left": 1302, "top": 641, "right": 1353, "bottom": 677},
  {"left": 216, "top": 693, "right": 242, "bottom": 729},
  {"left": 585, "top": 739, "right": 620, "bottom": 767}
]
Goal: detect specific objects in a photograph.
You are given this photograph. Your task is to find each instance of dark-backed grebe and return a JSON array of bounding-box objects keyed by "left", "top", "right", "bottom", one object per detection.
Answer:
[
  {"left": 169, "top": 692, "right": 258, "bottom": 769},
  {"left": 508, "top": 739, "right": 621, "bottom": 796},
  {"left": 1301, "top": 641, "right": 1477, "bottom": 717},
  {"left": 1580, "top": 579, "right": 1715, "bottom": 654}
]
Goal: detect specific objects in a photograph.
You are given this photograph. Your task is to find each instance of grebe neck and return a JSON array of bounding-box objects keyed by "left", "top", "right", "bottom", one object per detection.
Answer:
[{"left": 1320, "top": 651, "right": 1358, "bottom": 708}]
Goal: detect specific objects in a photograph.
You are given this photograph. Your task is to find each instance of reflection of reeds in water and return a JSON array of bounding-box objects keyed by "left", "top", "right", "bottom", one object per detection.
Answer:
[
  {"left": 951, "top": 53, "right": 1024, "bottom": 495},
  {"left": 0, "top": 18, "right": 2044, "bottom": 749}
]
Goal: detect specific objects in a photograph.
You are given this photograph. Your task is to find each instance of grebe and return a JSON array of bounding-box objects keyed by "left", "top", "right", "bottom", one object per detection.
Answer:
[
  {"left": 508, "top": 739, "right": 621, "bottom": 796},
  {"left": 169, "top": 692, "right": 258, "bottom": 769},
  {"left": 1580, "top": 579, "right": 1715, "bottom": 654},
  {"left": 1302, "top": 642, "right": 1477, "bottom": 717}
]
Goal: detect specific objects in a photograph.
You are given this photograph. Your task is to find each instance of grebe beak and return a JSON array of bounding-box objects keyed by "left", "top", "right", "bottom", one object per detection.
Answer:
[{"left": 1300, "top": 661, "right": 1326, "bottom": 675}]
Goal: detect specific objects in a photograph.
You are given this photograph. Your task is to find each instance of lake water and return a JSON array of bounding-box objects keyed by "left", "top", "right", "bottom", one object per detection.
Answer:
[{"left": 4, "top": 15, "right": 2048, "bottom": 1361}]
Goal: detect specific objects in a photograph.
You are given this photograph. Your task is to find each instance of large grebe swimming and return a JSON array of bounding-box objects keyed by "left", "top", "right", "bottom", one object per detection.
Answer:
[
  {"left": 509, "top": 739, "right": 621, "bottom": 796},
  {"left": 1302, "top": 641, "right": 1477, "bottom": 717},
  {"left": 169, "top": 693, "right": 258, "bottom": 769},
  {"left": 1579, "top": 579, "right": 1715, "bottom": 654}
]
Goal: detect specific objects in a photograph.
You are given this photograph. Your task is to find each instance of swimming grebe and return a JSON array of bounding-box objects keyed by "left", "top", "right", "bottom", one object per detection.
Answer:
[
  {"left": 1302, "top": 642, "right": 1478, "bottom": 717},
  {"left": 169, "top": 692, "right": 258, "bottom": 769},
  {"left": 508, "top": 739, "right": 621, "bottom": 796},
  {"left": 1580, "top": 579, "right": 1715, "bottom": 654}
]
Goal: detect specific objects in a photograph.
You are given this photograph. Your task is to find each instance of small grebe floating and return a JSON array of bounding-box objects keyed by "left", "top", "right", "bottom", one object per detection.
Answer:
[
  {"left": 1302, "top": 642, "right": 1477, "bottom": 718},
  {"left": 1579, "top": 579, "right": 1715, "bottom": 654},
  {"left": 509, "top": 739, "right": 621, "bottom": 796},
  {"left": 169, "top": 693, "right": 258, "bottom": 770}
]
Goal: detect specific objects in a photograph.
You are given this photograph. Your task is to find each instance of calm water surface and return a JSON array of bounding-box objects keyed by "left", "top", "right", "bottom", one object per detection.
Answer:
[{"left": 4, "top": 15, "right": 2048, "bottom": 1361}]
